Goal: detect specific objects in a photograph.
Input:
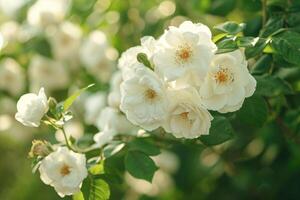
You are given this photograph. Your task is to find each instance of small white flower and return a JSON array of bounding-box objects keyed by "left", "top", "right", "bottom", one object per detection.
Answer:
[
  {"left": 96, "top": 107, "right": 136, "bottom": 135},
  {"left": 84, "top": 92, "right": 106, "bottom": 125},
  {"left": 39, "top": 147, "right": 88, "bottom": 197},
  {"left": 15, "top": 88, "right": 48, "bottom": 127},
  {"left": 28, "top": 55, "right": 70, "bottom": 92},
  {"left": 93, "top": 129, "right": 116, "bottom": 148},
  {"left": 27, "top": 0, "right": 71, "bottom": 28},
  {"left": 199, "top": 50, "right": 256, "bottom": 113},
  {"left": 153, "top": 21, "right": 216, "bottom": 82},
  {"left": 0, "top": 58, "right": 25, "bottom": 96},
  {"left": 163, "top": 87, "right": 213, "bottom": 139},
  {"left": 120, "top": 67, "right": 169, "bottom": 131}
]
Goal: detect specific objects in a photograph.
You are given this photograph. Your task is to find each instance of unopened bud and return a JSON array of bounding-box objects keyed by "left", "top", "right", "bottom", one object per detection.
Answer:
[{"left": 29, "top": 140, "right": 52, "bottom": 158}]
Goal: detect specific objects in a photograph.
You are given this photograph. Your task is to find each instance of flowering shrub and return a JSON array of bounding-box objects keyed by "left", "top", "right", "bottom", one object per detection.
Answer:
[{"left": 1, "top": 0, "right": 300, "bottom": 199}]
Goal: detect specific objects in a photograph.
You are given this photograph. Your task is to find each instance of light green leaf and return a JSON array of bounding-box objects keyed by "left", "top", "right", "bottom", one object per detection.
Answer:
[
  {"left": 89, "top": 178, "right": 110, "bottom": 200},
  {"left": 63, "top": 84, "right": 94, "bottom": 111},
  {"left": 216, "top": 37, "right": 238, "bottom": 54},
  {"left": 125, "top": 150, "right": 158, "bottom": 182},
  {"left": 200, "top": 116, "right": 234, "bottom": 146},
  {"left": 73, "top": 191, "right": 84, "bottom": 200}
]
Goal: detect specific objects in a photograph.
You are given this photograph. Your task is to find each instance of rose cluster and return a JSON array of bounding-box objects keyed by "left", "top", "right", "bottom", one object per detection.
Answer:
[{"left": 118, "top": 21, "right": 256, "bottom": 139}]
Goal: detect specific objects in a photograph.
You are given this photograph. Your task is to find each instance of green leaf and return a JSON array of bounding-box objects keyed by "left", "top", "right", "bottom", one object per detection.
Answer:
[
  {"left": 82, "top": 177, "right": 110, "bottom": 200},
  {"left": 255, "top": 75, "right": 294, "bottom": 97},
  {"left": 209, "top": 0, "right": 236, "bottom": 16},
  {"left": 24, "top": 36, "right": 53, "bottom": 58},
  {"left": 251, "top": 54, "right": 273, "bottom": 74},
  {"left": 89, "top": 178, "right": 110, "bottom": 200},
  {"left": 63, "top": 84, "right": 94, "bottom": 111},
  {"left": 137, "top": 53, "right": 153, "bottom": 69},
  {"left": 128, "top": 138, "right": 160, "bottom": 156},
  {"left": 214, "top": 21, "right": 245, "bottom": 35},
  {"left": 200, "top": 116, "right": 234, "bottom": 146},
  {"left": 271, "top": 31, "right": 300, "bottom": 65},
  {"left": 125, "top": 150, "right": 158, "bottom": 182},
  {"left": 103, "top": 142, "right": 125, "bottom": 159},
  {"left": 236, "top": 95, "right": 268, "bottom": 127},
  {"left": 216, "top": 37, "right": 238, "bottom": 54},
  {"left": 260, "top": 15, "right": 284, "bottom": 37},
  {"left": 245, "top": 38, "right": 269, "bottom": 58}
]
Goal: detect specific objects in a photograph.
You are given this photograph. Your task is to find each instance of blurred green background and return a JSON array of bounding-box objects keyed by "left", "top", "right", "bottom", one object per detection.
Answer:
[{"left": 1, "top": 0, "right": 300, "bottom": 199}]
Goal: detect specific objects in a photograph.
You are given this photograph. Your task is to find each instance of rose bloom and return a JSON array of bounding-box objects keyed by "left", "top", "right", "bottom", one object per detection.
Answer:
[
  {"left": 153, "top": 21, "right": 216, "bottom": 82},
  {"left": 15, "top": 88, "right": 48, "bottom": 127},
  {"left": 0, "top": 58, "right": 25, "bottom": 96},
  {"left": 120, "top": 67, "right": 169, "bottom": 131},
  {"left": 199, "top": 49, "right": 256, "bottom": 113},
  {"left": 28, "top": 55, "right": 70, "bottom": 92},
  {"left": 96, "top": 106, "right": 136, "bottom": 135},
  {"left": 27, "top": 0, "right": 71, "bottom": 28},
  {"left": 39, "top": 147, "right": 88, "bottom": 197},
  {"left": 163, "top": 87, "right": 213, "bottom": 139},
  {"left": 118, "top": 36, "right": 157, "bottom": 81}
]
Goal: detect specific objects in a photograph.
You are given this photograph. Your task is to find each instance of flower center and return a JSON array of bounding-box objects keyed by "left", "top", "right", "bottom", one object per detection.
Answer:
[
  {"left": 180, "top": 112, "right": 189, "bottom": 119},
  {"left": 176, "top": 44, "right": 192, "bottom": 64},
  {"left": 60, "top": 164, "right": 71, "bottom": 176},
  {"left": 144, "top": 88, "right": 157, "bottom": 101},
  {"left": 213, "top": 67, "right": 234, "bottom": 84}
]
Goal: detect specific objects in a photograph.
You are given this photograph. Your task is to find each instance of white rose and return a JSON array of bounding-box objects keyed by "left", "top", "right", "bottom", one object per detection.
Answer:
[
  {"left": 80, "top": 31, "right": 116, "bottom": 83},
  {"left": 0, "top": 0, "right": 27, "bottom": 17},
  {"left": 39, "top": 147, "right": 88, "bottom": 197},
  {"left": 84, "top": 92, "right": 106, "bottom": 125},
  {"left": 49, "top": 21, "right": 82, "bottom": 63},
  {"left": 96, "top": 107, "right": 136, "bottom": 135},
  {"left": 15, "top": 88, "right": 48, "bottom": 127},
  {"left": 28, "top": 55, "right": 70, "bottom": 92},
  {"left": 108, "top": 71, "right": 123, "bottom": 108},
  {"left": 163, "top": 87, "right": 213, "bottom": 139},
  {"left": 93, "top": 129, "right": 116, "bottom": 148},
  {"left": 199, "top": 50, "right": 256, "bottom": 113},
  {"left": 27, "top": 0, "right": 71, "bottom": 28},
  {"left": 120, "top": 67, "right": 169, "bottom": 131},
  {"left": 80, "top": 31, "right": 108, "bottom": 68},
  {"left": 0, "top": 58, "right": 25, "bottom": 96},
  {"left": 153, "top": 21, "right": 216, "bottom": 82},
  {"left": 118, "top": 36, "right": 157, "bottom": 81}
]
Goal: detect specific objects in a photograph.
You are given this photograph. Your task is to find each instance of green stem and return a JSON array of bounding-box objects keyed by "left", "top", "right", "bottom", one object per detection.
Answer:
[
  {"left": 61, "top": 127, "right": 78, "bottom": 152},
  {"left": 262, "top": 0, "right": 267, "bottom": 26}
]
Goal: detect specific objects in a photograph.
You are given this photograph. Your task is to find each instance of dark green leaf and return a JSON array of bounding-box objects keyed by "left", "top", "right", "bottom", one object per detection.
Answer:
[
  {"left": 128, "top": 138, "right": 160, "bottom": 156},
  {"left": 125, "top": 150, "right": 158, "bottom": 182},
  {"left": 209, "top": 0, "right": 236, "bottom": 16},
  {"left": 200, "top": 116, "right": 234, "bottom": 146},
  {"left": 271, "top": 31, "right": 300, "bottom": 65},
  {"left": 260, "top": 15, "right": 284, "bottom": 37},
  {"left": 236, "top": 95, "right": 268, "bottom": 127},
  {"left": 216, "top": 37, "right": 238, "bottom": 54},
  {"left": 245, "top": 38, "right": 269, "bottom": 58},
  {"left": 103, "top": 142, "right": 125, "bottom": 159},
  {"left": 255, "top": 75, "right": 294, "bottom": 97},
  {"left": 214, "top": 21, "right": 245, "bottom": 35},
  {"left": 251, "top": 54, "right": 273, "bottom": 74}
]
